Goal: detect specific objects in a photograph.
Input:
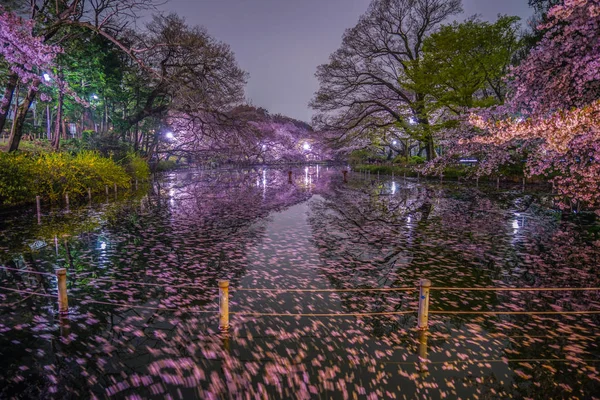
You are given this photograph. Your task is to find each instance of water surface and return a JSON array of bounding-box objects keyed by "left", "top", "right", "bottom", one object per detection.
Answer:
[{"left": 1, "top": 167, "right": 599, "bottom": 398}]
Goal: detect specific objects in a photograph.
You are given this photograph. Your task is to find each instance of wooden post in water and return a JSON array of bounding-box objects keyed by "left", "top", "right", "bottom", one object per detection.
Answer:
[
  {"left": 522, "top": 177, "right": 525, "bottom": 192},
  {"left": 219, "top": 280, "right": 230, "bottom": 331},
  {"left": 497, "top": 177, "right": 500, "bottom": 190},
  {"left": 418, "top": 330, "right": 429, "bottom": 376},
  {"left": 343, "top": 170, "right": 348, "bottom": 183},
  {"left": 57, "top": 268, "right": 68, "bottom": 314},
  {"left": 36, "top": 196, "right": 41, "bottom": 224},
  {"left": 135, "top": 179, "right": 139, "bottom": 190},
  {"left": 65, "top": 192, "right": 69, "bottom": 210},
  {"left": 417, "top": 278, "right": 431, "bottom": 330},
  {"left": 476, "top": 177, "right": 479, "bottom": 188},
  {"left": 105, "top": 185, "right": 109, "bottom": 196},
  {"left": 114, "top": 183, "right": 118, "bottom": 196},
  {"left": 88, "top": 188, "right": 92, "bottom": 202},
  {"left": 288, "top": 170, "right": 293, "bottom": 184}
]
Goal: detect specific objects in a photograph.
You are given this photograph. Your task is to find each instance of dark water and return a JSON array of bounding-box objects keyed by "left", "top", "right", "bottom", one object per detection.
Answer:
[{"left": 0, "top": 167, "right": 599, "bottom": 399}]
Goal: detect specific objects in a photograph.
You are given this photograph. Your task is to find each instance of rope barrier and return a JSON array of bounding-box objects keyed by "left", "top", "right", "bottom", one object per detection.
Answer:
[
  {"left": 231, "top": 310, "right": 416, "bottom": 317},
  {"left": 430, "top": 287, "right": 600, "bottom": 292},
  {"left": 76, "top": 298, "right": 219, "bottom": 313},
  {"left": 429, "top": 310, "right": 600, "bottom": 315},
  {"left": 0, "top": 286, "right": 56, "bottom": 299},
  {"left": 382, "top": 358, "right": 600, "bottom": 365},
  {"left": 86, "top": 277, "right": 217, "bottom": 290},
  {"left": 0, "top": 266, "right": 55, "bottom": 277},
  {"left": 234, "top": 287, "right": 416, "bottom": 293}
]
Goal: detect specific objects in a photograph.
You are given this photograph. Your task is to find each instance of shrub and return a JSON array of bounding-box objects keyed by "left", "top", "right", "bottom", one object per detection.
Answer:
[
  {"left": 0, "top": 153, "right": 36, "bottom": 205},
  {"left": 124, "top": 152, "right": 150, "bottom": 181},
  {"left": 0, "top": 151, "right": 132, "bottom": 205},
  {"left": 155, "top": 159, "right": 178, "bottom": 172}
]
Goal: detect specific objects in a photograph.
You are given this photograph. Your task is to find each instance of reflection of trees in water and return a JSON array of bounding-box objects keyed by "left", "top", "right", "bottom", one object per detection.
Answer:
[
  {"left": 1, "top": 171, "right": 599, "bottom": 398},
  {"left": 0, "top": 168, "right": 321, "bottom": 398},
  {"left": 307, "top": 180, "right": 600, "bottom": 398}
]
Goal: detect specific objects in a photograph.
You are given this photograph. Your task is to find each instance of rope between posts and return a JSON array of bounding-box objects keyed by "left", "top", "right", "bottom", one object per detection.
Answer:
[
  {"left": 0, "top": 266, "right": 55, "bottom": 277},
  {"left": 86, "top": 278, "right": 218, "bottom": 290},
  {"left": 382, "top": 358, "right": 600, "bottom": 365},
  {"left": 429, "top": 310, "right": 600, "bottom": 315},
  {"left": 76, "top": 298, "right": 219, "bottom": 313},
  {"left": 0, "top": 286, "right": 57, "bottom": 298},
  {"left": 430, "top": 287, "right": 600, "bottom": 292},
  {"left": 231, "top": 310, "right": 416, "bottom": 317},
  {"left": 234, "top": 287, "right": 416, "bottom": 293}
]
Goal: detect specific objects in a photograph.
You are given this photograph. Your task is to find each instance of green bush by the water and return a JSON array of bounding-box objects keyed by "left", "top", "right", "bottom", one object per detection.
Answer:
[
  {"left": 124, "top": 152, "right": 151, "bottom": 180},
  {"left": 0, "top": 151, "right": 136, "bottom": 205}
]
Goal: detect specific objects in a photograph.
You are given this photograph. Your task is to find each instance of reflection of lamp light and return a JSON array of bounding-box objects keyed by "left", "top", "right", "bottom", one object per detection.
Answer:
[
  {"left": 100, "top": 241, "right": 107, "bottom": 250},
  {"left": 303, "top": 142, "right": 310, "bottom": 151},
  {"left": 392, "top": 181, "right": 396, "bottom": 194}
]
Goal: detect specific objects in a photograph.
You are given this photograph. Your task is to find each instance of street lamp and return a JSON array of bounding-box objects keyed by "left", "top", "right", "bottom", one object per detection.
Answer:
[
  {"left": 165, "top": 131, "right": 174, "bottom": 140},
  {"left": 43, "top": 73, "right": 51, "bottom": 82},
  {"left": 303, "top": 142, "right": 310, "bottom": 151},
  {"left": 91, "top": 94, "right": 99, "bottom": 100}
]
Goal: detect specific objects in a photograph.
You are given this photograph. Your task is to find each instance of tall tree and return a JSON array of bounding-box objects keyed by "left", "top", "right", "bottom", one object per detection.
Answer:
[
  {"left": 310, "top": 0, "right": 462, "bottom": 161},
  {"left": 437, "top": 0, "right": 600, "bottom": 210},
  {"left": 411, "top": 16, "right": 522, "bottom": 112}
]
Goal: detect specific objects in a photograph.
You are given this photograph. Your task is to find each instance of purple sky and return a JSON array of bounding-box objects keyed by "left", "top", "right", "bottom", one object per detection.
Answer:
[{"left": 163, "top": 0, "right": 533, "bottom": 122}]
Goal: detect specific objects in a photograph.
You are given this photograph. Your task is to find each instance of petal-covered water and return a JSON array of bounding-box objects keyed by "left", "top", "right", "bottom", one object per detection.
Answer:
[{"left": 0, "top": 166, "right": 599, "bottom": 399}]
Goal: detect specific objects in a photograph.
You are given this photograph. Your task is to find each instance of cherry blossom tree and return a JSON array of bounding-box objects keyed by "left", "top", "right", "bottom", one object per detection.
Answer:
[
  {"left": 432, "top": 0, "right": 600, "bottom": 212},
  {"left": 0, "top": 7, "right": 60, "bottom": 141}
]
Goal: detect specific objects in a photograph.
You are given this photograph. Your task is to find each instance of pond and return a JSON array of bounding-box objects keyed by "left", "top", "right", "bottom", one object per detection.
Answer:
[{"left": 1, "top": 166, "right": 599, "bottom": 399}]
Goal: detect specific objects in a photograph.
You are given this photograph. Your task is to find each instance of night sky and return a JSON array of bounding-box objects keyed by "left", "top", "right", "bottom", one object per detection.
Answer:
[{"left": 162, "top": 0, "right": 533, "bottom": 122}]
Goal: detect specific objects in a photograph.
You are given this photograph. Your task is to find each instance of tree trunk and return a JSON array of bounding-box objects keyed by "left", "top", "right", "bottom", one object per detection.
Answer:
[
  {"left": 425, "top": 136, "right": 435, "bottom": 162},
  {"left": 7, "top": 79, "right": 39, "bottom": 152},
  {"left": 52, "top": 88, "right": 64, "bottom": 150},
  {"left": 46, "top": 105, "right": 52, "bottom": 140},
  {"left": 0, "top": 73, "right": 18, "bottom": 135}
]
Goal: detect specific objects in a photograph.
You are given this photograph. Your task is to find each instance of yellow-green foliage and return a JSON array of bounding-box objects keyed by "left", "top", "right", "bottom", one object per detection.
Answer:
[
  {"left": 0, "top": 151, "right": 132, "bottom": 205},
  {"left": 124, "top": 152, "right": 150, "bottom": 180},
  {"left": 0, "top": 153, "right": 36, "bottom": 205}
]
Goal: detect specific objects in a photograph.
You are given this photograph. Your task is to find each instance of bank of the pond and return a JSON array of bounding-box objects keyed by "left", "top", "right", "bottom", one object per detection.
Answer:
[
  {"left": 354, "top": 163, "right": 547, "bottom": 183},
  {"left": 0, "top": 151, "right": 149, "bottom": 206}
]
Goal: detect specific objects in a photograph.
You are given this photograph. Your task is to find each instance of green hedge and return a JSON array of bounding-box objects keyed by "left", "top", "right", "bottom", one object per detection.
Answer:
[{"left": 0, "top": 151, "right": 146, "bottom": 205}]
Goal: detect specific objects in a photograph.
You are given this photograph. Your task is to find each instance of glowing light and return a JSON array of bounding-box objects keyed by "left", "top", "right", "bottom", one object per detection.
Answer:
[
  {"left": 393, "top": 140, "right": 397, "bottom": 145},
  {"left": 303, "top": 142, "right": 310, "bottom": 151},
  {"left": 392, "top": 181, "right": 396, "bottom": 195},
  {"left": 100, "top": 241, "right": 107, "bottom": 250},
  {"left": 408, "top": 117, "right": 416, "bottom": 124},
  {"left": 91, "top": 94, "right": 99, "bottom": 100},
  {"left": 43, "top": 73, "right": 51, "bottom": 82},
  {"left": 166, "top": 132, "right": 174, "bottom": 140}
]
